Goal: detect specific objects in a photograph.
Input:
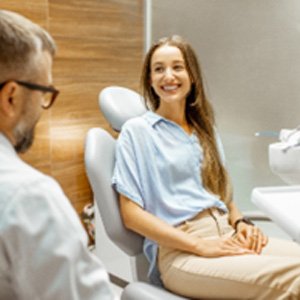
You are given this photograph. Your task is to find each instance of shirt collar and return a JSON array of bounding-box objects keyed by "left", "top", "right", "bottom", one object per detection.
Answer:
[
  {"left": 0, "top": 132, "right": 17, "bottom": 157},
  {"left": 143, "top": 110, "right": 166, "bottom": 127}
]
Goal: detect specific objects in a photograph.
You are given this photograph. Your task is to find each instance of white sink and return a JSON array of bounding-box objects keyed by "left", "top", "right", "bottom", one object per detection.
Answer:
[
  {"left": 269, "top": 142, "right": 300, "bottom": 185},
  {"left": 251, "top": 128, "right": 300, "bottom": 242},
  {"left": 252, "top": 186, "right": 300, "bottom": 242}
]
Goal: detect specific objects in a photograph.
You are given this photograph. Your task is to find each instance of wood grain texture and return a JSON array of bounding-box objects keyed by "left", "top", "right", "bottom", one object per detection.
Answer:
[
  {"left": 1, "top": 0, "right": 144, "bottom": 215},
  {"left": 0, "top": 0, "right": 48, "bottom": 27}
]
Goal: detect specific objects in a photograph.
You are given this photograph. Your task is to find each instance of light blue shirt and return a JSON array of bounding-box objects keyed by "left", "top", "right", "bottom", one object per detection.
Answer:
[{"left": 112, "top": 111, "right": 228, "bottom": 284}]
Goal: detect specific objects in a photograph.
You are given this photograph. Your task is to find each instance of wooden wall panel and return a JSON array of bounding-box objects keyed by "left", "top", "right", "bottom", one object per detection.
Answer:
[
  {"left": 0, "top": 0, "right": 48, "bottom": 26},
  {"left": 49, "top": 0, "right": 144, "bottom": 214},
  {"left": 0, "top": 0, "right": 144, "bottom": 215},
  {"left": 0, "top": 0, "right": 52, "bottom": 174}
]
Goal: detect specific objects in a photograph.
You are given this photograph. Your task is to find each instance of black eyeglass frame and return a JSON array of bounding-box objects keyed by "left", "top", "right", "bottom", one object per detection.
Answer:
[{"left": 0, "top": 80, "right": 59, "bottom": 109}]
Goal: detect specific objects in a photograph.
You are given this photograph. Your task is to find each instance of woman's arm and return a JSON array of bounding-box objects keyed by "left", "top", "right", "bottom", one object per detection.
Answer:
[
  {"left": 227, "top": 200, "right": 244, "bottom": 227},
  {"left": 120, "top": 194, "right": 254, "bottom": 257}
]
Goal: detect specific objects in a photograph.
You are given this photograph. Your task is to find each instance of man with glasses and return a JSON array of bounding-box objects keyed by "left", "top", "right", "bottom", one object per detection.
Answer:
[{"left": 0, "top": 10, "right": 115, "bottom": 299}]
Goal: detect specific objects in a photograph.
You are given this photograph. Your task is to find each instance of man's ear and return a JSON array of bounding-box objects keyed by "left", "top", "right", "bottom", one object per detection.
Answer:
[{"left": 0, "top": 81, "right": 19, "bottom": 117}]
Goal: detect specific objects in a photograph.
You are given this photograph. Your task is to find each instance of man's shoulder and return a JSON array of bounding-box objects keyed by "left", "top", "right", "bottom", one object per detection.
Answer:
[
  {"left": 1, "top": 153, "right": 47, "bottom": 180},
  {"left": 0, "top": 156, "right": 76, "bottom": 231},
  {"left": 0, "top": 154, "right": 58, "bottom": 206}
]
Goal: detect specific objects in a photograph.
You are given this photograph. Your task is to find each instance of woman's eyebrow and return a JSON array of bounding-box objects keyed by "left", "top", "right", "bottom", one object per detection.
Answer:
[{"left": 152, "top": 59, "right": 184, "bottom": 66}]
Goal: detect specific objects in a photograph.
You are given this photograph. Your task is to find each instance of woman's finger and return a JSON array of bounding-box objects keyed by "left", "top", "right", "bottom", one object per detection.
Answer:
[{"left": 224, "top": 237, "right": 255, "bottom": 254}]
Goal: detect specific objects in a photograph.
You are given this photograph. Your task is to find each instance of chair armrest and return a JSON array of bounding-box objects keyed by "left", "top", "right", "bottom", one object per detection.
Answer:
[{"left": 243, "top": 210, "right": 271, "bottom": 222}]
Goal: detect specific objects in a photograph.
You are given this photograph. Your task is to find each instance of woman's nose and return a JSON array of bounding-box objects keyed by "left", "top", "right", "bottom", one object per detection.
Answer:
[{"left": 164, "top": 67, "right": 174, "bottom": 78}]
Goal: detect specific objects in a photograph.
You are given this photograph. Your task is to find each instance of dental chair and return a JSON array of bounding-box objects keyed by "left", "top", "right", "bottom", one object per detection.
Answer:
[
  {"left": 84, "top": 86, "right": 271, "bottom": 300},
  {"left": 85, "top": 86, "right": 187, "bottom": 300}
]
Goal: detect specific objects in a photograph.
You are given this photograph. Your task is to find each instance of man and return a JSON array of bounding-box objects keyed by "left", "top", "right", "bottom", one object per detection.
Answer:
[{"left": 0, "top": 10, "right": 115, "bottom": 300}]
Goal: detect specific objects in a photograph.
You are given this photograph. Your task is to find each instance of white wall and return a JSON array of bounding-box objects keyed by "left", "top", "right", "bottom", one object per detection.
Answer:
[{"left": 152, "top": 0, "right": 300, "bottom": 210}]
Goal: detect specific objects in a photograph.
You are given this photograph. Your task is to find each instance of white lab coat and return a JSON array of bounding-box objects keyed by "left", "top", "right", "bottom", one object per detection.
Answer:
[{"left": 0, "top": 133, "right": 116, "bottom": 300}]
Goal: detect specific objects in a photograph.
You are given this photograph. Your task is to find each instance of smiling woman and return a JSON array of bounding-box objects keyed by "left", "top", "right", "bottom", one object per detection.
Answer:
[{"left": 111, "top": 35, "right": 300, "bottom": 299}]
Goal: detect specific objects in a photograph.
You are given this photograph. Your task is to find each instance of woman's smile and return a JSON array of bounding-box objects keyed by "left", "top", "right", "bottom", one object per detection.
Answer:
[
  {"left": 161, "top": 84, "right": 180, "bottom": 92},
  {"left": 150, "top": 45, "right": 191, "bottom": 106}
]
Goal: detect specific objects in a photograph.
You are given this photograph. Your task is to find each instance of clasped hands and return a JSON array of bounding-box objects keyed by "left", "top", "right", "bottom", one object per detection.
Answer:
[
  {"left": 196, "top": 223, "right": 268, "bottom": 258},
  {"left": 233, "top": 222, "right": 268, "bottom": 254}
]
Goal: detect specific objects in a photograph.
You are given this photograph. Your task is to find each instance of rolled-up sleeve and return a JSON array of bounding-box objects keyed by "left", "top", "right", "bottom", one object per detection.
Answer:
[{"left": 112, "top": 127, "right": 145, "bottom": 208}]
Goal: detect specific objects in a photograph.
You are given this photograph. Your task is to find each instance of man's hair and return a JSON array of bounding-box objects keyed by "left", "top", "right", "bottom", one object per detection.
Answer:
[{"left": 0, "top": 10, "right": 56, "bottom": 82}]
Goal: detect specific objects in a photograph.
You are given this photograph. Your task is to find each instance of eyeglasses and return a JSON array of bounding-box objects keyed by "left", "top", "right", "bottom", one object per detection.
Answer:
[{"left": 0, "top": 80, "right": 59, "bottom": 109}]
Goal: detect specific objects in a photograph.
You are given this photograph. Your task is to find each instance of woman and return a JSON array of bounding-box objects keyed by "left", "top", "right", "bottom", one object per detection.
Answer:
[{"left": 112, "top": 35, "right": 300, "bottom": 299}]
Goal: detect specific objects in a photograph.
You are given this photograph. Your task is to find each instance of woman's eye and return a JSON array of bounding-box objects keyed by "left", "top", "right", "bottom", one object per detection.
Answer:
[
  {"left": 154, "top": 66, "right": 164, "bottom": 73},
  {"left": 174, "top": 65, "right": 184, "bottom": 71}
]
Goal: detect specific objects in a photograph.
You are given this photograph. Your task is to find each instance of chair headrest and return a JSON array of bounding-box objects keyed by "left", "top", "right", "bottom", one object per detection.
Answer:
[{"left": 99, "top": 86, "right": 147, "bottom": 131}]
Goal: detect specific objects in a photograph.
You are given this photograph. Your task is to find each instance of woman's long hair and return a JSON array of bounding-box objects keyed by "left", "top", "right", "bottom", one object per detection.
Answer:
[{"left": 140, "top": 35, "right": 232, "bottom": 204}]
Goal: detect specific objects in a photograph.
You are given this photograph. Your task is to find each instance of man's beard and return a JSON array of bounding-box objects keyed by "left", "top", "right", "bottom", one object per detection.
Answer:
[{"left": 13, "top": 123, "right": 35, "bottom": 153}]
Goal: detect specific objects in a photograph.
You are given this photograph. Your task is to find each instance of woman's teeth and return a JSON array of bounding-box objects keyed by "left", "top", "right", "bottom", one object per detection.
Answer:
[{"left": 163, "top": 85, "right": 178, "bottom": 91}]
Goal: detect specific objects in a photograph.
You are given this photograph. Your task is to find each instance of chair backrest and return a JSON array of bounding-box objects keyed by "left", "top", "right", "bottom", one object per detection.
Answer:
[
  {"left": 99, "top": 86, "right": 147, "bottom": 131},
  {"left": 84, "top": 127, "right": 144, "bottom": 256},
  {"left": 85, "top": 86, "right": 149, "bottom": 281}
]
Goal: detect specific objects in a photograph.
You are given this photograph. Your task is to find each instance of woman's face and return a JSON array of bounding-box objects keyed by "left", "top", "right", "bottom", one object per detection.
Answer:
[{"left": 150, "top": 45, "right": 191, "bottom": 107}]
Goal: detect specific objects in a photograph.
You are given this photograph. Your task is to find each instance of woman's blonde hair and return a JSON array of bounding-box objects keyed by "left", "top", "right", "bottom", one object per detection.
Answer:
[{"left": 141, "top": 35, "right": 232, "bottom": 204}]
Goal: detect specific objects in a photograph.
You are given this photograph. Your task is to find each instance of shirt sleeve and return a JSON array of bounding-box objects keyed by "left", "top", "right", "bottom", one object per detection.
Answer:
[
  {"left": 112, "top": 126, "right": 145, "bottom": 208},
  {"left": 1, "top": 177, "right": 116, "bottom": 300}
]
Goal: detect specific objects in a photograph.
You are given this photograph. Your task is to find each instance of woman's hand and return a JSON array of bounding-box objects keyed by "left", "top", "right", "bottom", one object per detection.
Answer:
[
  {"left": 234, "top": 223, "right": 268, "bottom": 254},
  {"left": 227, "top": 201, "right": 268, "bottom": 254},
  {"left": 194, "top": 236, "right": 256, "bottom": 257}
]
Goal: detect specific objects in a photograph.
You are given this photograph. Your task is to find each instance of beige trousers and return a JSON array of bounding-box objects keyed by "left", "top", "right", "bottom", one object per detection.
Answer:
[{"left": 158, "top": 208, "right": 300, "bottom": 300}]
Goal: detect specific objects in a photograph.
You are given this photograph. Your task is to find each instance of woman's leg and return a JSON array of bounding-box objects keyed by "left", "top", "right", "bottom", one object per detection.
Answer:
[
  {"left": 262, "top": 237, "right": 300, "bottom": 257},
  {"left": 158, "top": 210, "right": 300, "bottom": 300}
]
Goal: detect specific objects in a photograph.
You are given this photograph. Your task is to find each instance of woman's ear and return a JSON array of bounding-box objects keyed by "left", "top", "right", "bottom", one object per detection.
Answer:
[{"left": 0, "top": 81, "right": 19, "bottom": 117}]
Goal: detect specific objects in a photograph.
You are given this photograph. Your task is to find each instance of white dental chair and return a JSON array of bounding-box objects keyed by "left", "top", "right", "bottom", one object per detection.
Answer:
[
  {"left": 84, "top": 86, "right": 271, "bottom": 300},
  {"left": 84, "top": 86, "right": 187, "bottom": 300}
]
